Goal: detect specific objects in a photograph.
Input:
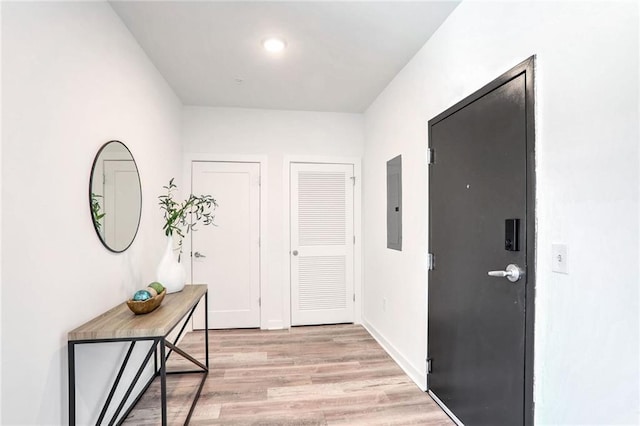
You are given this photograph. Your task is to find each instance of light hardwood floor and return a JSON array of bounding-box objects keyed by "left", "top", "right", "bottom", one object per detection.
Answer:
[{"left": 124, "top": 324, "right": 454, "bottom": 425}]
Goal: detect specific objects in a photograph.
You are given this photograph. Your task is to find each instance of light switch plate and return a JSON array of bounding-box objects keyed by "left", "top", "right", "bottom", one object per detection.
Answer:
[{"left": 552, "top": 244, "right": 568, "bottom": 274}]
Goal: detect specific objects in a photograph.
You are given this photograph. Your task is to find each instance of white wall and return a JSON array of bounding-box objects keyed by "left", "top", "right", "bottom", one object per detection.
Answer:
[
  {"left": 2, "top": 2, "right": 182, "bottom": 424},
  {"left": 362, "top": 1, "right": 639, "bottom": 424},
  {"left": 0, "top": 1, "right": 4, "bottom": 421},
  {"left": 182, "top": 107, "right": 364, "bottom": 329}
]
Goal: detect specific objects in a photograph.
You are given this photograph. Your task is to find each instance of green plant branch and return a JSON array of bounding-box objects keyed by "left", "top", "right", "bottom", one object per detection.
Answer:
[
  {"left": 158, "top": 178, "right": 218, "bottom": 261},
  {"left": 91, "top": 192, "right": 105, "bottom": 230}
]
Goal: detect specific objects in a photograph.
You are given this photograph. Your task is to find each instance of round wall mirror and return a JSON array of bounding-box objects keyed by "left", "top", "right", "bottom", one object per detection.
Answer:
[{"left": 89, "top": 140, "right": 142, "bottom": 253}]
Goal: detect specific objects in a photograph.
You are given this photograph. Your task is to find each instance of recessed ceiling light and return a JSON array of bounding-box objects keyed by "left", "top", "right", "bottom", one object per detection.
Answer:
[{"left": 262, "top": 37, "right": 286, "bottom": 53}]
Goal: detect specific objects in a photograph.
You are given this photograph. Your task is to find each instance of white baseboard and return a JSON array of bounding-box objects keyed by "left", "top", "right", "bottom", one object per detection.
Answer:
[
  {"left": 265, "top": 319, "right": 285, "bottom": 330},
  {"left": 361, "top": 320, "right": 427, "bottom": 391}
]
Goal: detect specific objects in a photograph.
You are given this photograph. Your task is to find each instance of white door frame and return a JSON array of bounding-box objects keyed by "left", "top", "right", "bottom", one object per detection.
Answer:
[
  {"left": 183, "top": 154, "right": 268, "bottom": 329},
  {"left": 283, "top": 155, "right": 362, "bottom": 328}
]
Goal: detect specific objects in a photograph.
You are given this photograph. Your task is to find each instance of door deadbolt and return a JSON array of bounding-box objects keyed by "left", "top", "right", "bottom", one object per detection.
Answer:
[
  {"left": 292, "top": 250, "right": 299, "bottom": 256},
  {"left": 488, "top": 264, "right": 524, "bottom": 282}
]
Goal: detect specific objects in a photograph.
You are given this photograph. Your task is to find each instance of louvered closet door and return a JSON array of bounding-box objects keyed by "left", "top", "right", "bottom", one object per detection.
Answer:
[{"left": 290, "top": 163, "right": 354, "bottom": 326}]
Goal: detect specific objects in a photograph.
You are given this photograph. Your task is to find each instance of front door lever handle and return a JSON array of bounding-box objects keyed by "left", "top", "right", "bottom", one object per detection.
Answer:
[{"left": 488, "top": 264, "right": 524, "bottom": 283}]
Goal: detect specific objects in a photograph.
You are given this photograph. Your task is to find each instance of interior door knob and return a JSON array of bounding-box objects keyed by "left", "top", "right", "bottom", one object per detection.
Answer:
[
  {"left": 488, "top": 264, "right": 524, "bottom": 282},
  {"left": 193, "top": 251, "right": 206, "bottom": 258},
  {"left": 292, "top": 250, "right": 299, "bottom": 256}
]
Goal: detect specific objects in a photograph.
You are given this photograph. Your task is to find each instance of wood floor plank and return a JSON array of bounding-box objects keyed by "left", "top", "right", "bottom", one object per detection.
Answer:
[{"left": 124, "top": 324, "right": 453, "bottom": 425}]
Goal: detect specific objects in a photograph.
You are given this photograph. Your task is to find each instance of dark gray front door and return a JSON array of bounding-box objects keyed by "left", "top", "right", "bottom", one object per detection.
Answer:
[{"left": 427, "top": 58, "right": 535, "bottom": 426}]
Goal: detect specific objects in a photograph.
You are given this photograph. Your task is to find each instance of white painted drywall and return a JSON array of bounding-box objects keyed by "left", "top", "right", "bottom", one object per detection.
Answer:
[
  {"left": 362, "top": 1, "right": 639, "bottom": 424},
  {"left": 182, "top": 107, "right": 364, "bottom": 329},
  {"left": 0, "top": 1, "right": 4, "bottom": 421},
  {"left": 2, "top": 2, "right": 182, "bottom": 424},
  {"left": 0, "top": 2, "right": 3, "bottom": 420}
]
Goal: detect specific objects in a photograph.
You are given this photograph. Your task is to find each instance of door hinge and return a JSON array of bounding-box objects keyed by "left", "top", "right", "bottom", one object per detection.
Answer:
[
  {"left": 353, "top": 235, "right": 356, "bottom": 244},
  {"left": 426, "top": 358, "right": 433, "bottom": 374},
  {"left": 350, "top": 176, "right": 356, "bottom": 185},
  {"left": 258, "top": 297, "right": 261, "bottom": 307},
  {"left": 427, "top": 253, "right": 435, "bottom": 271},
  {"left": 353, "top": 293, "right": 355, "bottom": 302},
  {"left": 258, "top": 237, "right": 261, "bottom": 247},
  {"left": 426, "top": 148, "right": 435, "bottom": 165}
]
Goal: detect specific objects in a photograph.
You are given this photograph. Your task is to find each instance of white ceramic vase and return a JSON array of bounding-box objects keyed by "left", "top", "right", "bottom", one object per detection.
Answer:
[{"left": 156, "top": 235, "right": 186, "bottom": 293}]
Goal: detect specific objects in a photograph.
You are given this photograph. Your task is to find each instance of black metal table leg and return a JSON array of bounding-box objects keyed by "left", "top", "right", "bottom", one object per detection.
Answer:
[
  {"left": 165, "top": 304, "right": 199, "bottom": 362},
  {"left": 68, "top": 342, "right": 76, "bottom": 426},
  {"left": 110, "top": 341, "right": 158, "bottom": 424},
  {"left": 98, "top": 342, "right": 137, "bottom": 425},
  {"left": 205, "top": 291, "right": 209, "bottom": 369},
  {"left": 160, "top": 338, "right": 167, "bottom": 426}
]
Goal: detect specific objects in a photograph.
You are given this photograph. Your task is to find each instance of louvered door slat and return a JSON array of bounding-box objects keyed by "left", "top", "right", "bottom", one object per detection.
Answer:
[{"left": 298, "top": 171, "right": 346, "bottom": 246}]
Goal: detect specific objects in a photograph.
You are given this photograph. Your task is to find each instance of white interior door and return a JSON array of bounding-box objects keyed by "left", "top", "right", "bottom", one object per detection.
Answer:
[
  {"left": 192, "top": 161, "right": 260, "bottom": 329},
  {"left": 290, "top": 163, "right": 354, "bottom": 326},
  {"left": 103, "top": 160, "right": 140, "bottom": 251}
]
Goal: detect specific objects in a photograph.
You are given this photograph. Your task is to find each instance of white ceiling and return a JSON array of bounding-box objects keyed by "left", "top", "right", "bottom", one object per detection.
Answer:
[{"left": 110, "top": 1, "right": 460, "bottom": 113}]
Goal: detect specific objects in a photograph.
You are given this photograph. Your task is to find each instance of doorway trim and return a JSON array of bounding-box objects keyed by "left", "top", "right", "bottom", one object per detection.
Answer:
[
  {"left": 427, "top": 55, "right": 536, "bottom": 426},
  {"left": 283, "top": 155, "right": 362, "bottom": 329},
  {"left": 183, "top": 153, "right": 268, "bottom": 329}
]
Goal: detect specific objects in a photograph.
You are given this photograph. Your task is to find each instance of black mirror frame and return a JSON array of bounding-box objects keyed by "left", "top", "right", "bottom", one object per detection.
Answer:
[{"left": 89, "top": 140, "right": 142, "bottom": 253}]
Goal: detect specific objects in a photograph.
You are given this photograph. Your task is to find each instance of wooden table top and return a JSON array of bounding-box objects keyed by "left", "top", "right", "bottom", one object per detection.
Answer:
[{"left": 68, "top": 284, "right": 207, "bottom": 341}]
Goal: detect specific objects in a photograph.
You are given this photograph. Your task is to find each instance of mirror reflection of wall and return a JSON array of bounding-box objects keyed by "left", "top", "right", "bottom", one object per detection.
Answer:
[{"left": 89, "top": 141, "right": 142, "bottom": 253}]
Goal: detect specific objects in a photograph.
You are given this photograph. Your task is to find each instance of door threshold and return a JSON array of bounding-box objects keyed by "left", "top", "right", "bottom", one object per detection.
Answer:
[{"left": 428, "top": 390, "right": 464, "bottom": 426}]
